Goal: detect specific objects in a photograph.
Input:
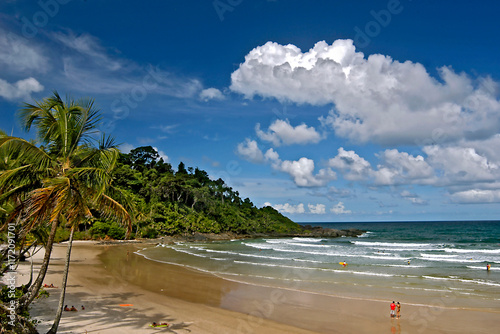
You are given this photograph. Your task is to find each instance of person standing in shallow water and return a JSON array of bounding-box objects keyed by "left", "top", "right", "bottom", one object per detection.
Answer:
[
  {"left": 390, "top": 301, "right": 396, "bottom": 317},
  {"left": 396, "top": 302, "right": 401, "bottom": 318}
]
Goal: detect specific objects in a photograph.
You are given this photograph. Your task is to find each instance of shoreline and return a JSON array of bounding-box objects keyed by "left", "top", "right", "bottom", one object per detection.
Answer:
[
  {"left": 12, "top": 241, "right": 499, "bottom": 333},
  {"left": 16, "top": 242, "right": 319, "bottom": 334}
]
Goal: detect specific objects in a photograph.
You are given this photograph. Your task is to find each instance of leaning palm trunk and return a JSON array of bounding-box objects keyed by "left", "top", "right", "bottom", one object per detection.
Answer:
[
  {"left": 47, "top": 225, "right": 74, "bottom": 334},
  {"left": 18, "top": 217, "right": 59, "bottom": 311},
  {"left": 1, "top": 92, "right": 131, "bottom": 330}
]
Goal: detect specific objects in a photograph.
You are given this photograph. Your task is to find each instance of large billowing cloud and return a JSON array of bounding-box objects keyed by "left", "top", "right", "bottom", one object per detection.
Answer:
[{"left": 231, "top": 39, "right": 500, "bottom": 145}]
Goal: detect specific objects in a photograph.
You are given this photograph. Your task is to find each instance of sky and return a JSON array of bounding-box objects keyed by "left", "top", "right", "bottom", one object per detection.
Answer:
[{"left": 1, "top": 0, "right": 500, "bottom": 223}]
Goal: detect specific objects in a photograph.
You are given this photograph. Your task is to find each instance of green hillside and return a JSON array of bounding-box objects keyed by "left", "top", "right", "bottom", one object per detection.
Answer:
[{"left": 100, "top": 145, "right": 301, "bottom": 239}]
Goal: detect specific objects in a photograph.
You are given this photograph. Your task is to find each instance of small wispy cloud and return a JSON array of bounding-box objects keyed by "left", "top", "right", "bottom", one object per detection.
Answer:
[{"left": 200, "top": 88, "right": 225, "bottom": 101}]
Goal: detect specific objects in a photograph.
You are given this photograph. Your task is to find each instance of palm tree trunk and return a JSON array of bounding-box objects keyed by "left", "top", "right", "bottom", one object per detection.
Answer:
[
  {"left": 47, "top": 225, "right": 74, "bottom": 334},
  {"left": 18, "top": 217, "right": 59, "bottom": 310}
]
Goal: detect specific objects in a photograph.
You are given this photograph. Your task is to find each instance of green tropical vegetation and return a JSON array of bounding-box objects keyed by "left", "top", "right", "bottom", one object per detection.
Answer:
[
  {"left": 0, "top": 92, "right": 300, "bottom": 333},
  {"left": 0, "top": 92, "right": 131, "bottom": 333},
  {"left": 110, "top": 145, "right": 301, "bottom": 239}
]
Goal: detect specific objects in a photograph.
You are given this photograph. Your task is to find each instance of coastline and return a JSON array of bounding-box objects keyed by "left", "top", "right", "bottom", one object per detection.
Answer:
[
  {"left": 15, "top": 241, "right": 499, "bottom": 333},
  {"left": 16, "top": 242, "right": 318, "bottom": 334}
]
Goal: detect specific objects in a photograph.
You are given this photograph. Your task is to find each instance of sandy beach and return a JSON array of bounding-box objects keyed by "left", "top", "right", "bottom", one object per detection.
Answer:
[{"left": 12, "top": 241, "right": 499, "bottom": 333}]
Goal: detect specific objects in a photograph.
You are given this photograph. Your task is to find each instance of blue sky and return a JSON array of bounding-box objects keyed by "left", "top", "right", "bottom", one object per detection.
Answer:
[{"left": 2, "top": 0, "right": 500, "bottom": 222}]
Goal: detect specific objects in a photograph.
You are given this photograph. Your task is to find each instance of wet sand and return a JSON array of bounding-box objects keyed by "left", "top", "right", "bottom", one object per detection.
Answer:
[{"left": 17, "top": 242, "right": 499, "bottom": 333}]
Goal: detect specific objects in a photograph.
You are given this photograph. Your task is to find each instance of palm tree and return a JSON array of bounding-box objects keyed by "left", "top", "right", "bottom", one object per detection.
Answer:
[{"left": 0, "top": 92, "right": 131, "bottom": 333}]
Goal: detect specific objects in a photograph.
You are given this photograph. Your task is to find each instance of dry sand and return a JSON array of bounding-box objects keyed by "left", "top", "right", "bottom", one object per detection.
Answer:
[{"left": 10, "top": 241, "right": 499, "bottom": 333}]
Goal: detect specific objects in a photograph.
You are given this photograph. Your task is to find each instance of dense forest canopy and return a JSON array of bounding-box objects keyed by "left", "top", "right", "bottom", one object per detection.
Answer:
[{"left": 107, "top": 145, "right": 301, "bottom": 239}]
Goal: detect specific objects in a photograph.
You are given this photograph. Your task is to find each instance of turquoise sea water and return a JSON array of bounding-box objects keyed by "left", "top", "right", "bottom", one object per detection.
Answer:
[{"left": 136, "top": 221, "right": 500, "bottom": 310}]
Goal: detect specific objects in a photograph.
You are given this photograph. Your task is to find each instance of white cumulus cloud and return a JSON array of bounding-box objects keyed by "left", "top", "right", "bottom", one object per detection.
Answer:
[
  {"left": 152, "top": 146, "right": 169, "bottom": 162},
  {"left": 199, "top": 88, "right": 225, "bottom": 101},
  {"left": 424, "top": 145, "right": 498, "bottom": 183},
  {"left": 236, "top": 139, "right": 264, "bottom": 163},
  {"left": 275, "top": 156, "right": 336, "bottom": 187},
  {"left": 265, "top": 202, "right": 305, "bottom": 214},
  {"left": 373, "top": 149, "right": 435, "bottom": 186},
  {"left": 0, "top": 77, "right": 44, "bottom": 101},
  {"left": 308, "top": 203, "right": 326, "bottom": 214},
  {"left": 328, "top": 148, "right": 372, "bottom": 181},
  {"left": 449, "top": 189, "right": 500, "bottom": 203},
  {"left": 231, "top": 39, "right": 500, "bottom": 145},
  {"left": 256, "top": 119, "right": 322, "bottom": 146},
  {"left": 330, "top": 202, "right": 351, "bottom": 214}
]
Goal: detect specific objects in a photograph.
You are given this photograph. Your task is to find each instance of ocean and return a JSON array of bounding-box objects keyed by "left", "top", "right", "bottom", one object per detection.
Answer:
[{"left": 135, "top": 221, "right": 500, "bottom": 311}]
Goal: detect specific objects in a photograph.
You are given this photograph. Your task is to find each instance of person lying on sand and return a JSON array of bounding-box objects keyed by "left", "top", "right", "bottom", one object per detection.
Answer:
[
  {"left": 69, "top": 306, "right": 78, "bottom": 312},
  {"left": 43, "top": 283, "right": 57, "bottom": 288},
  {"left": 151, "top": 322, "right": 169, "bottom": 327},
  {"left": 64, "top": 305, "right": 70, "bottom": 311}
]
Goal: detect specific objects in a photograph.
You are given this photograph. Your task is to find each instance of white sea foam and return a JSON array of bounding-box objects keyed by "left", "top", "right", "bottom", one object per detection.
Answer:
[
  {"left": 444, "top": 248, "right": 500, "bottom": 254},
  {"left": 233, "top": 260, "right": 316, "bottom": 271},
  {"left": 292, "top": 237, "right": 325, "bottom": 242},
  {"left": 348, "top": 271, "right": 395, "bottom": 277},
  {"left": 375, "top": 264, "right": 426, "bottom": 268},
  {"left": 422, "top": 275, "right": 500, "bottom": 288},
  {"left": 287, "top": 242, "right": 331, "bottom": 248},
  {"left": 467, "top": 265, "right": 500, "bottom": 271},
  {"left": 420, "top": 253, "right": 458, "bottom": 258},
  {"left": 422, "top": 275, "right": 453, "bottom": 281},
  {"left": 264, "top": 239, "right": 294, "bottom": 244},
  {"left": 459, "top": 279, "right": 500, "bottom": 287},
  {"left": 352, "top": 241, "right": 436, "bottom": 248},
  {"left": 173, "top": 249, "right": 209, "bottom": 258}
]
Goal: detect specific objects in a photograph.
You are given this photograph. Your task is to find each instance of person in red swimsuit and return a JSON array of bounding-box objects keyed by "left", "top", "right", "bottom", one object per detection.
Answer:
[{"left": 390, "top": 301, "right": 396, "bottom": 317}]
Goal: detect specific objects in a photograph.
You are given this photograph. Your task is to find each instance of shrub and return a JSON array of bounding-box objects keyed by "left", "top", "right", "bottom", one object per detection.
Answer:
[
  {"left": 89, "top": 221, "right": 126, "bottom": 240},
  {"left": 89, "top": 221, "right": 110, "bottom": 239}
]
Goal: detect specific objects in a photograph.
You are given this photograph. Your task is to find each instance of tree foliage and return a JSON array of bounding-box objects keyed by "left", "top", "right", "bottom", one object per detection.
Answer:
[
  {"left": 0, "top": 92, "right": 131, "bottom": 333},
  {"left": 114, "top": 146, "right": 301, "bottom": 237}
]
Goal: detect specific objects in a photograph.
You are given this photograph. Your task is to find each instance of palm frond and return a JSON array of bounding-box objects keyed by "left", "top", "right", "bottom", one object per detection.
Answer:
[
  {"left": 97, "top": 193, "right": 132, "bottom": 234},
  {"left": 0, "top": 136, "right": 54, "bottom": 171}
]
